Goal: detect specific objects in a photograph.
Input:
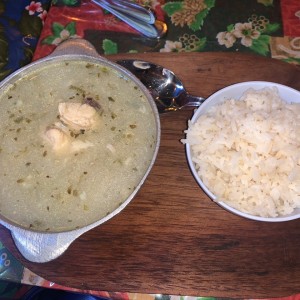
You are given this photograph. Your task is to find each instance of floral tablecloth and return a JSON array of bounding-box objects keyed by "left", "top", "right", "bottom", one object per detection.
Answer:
[
  {"left": 32, "top": 0, "right": 300, "bottom": 64},
  {"left": 0, "top": 0, "right": 300, "bottom": 298}
]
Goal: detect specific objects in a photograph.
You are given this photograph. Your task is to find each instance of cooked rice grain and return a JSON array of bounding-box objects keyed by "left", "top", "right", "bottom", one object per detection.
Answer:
[{"left": 182, "top": 87, "right": 300, "bottom": 217}]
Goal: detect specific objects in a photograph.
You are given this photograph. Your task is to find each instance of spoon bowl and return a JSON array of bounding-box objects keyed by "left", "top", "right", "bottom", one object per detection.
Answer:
[{"left": 117, "top": 59, "right": 204, "bottom": 113}]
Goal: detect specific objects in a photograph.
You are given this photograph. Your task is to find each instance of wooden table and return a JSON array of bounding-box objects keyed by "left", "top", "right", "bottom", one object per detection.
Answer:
[{"left": 1, "top": 52, "right": 300, "bottom": 298}]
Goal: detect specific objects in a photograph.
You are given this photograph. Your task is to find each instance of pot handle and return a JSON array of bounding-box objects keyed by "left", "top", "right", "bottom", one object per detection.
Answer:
[
  {"left": 49, "top": 38, "right": 104, "bottom": 59},
  {"left": 9, "top": 226, "right": 87, "bottom": 263}
]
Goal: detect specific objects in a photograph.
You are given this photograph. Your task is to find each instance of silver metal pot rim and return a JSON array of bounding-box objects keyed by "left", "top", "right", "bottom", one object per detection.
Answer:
[{"left": 0, "top": 38, "right": 161, "bottom": 262}]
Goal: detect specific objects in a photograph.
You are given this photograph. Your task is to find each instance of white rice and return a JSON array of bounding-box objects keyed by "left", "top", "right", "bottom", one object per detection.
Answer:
[{"left": 182, "top": 87, "right": 300, "bottom": 217}]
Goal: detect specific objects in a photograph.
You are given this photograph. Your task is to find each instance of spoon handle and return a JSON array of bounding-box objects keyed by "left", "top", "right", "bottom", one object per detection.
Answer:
[
  {"left": 184, "top": 94, "right": 205, "bottom": 108},
  {"left": 102, "top": 0, "right": 156, "bottom": 24},
  {"left": 92, "top": 0, "right": 159, "bottom": 38}
]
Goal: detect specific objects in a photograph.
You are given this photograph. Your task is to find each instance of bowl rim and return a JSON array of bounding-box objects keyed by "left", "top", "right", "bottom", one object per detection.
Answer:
[
  {"left": 185, "top": 81, "right": 300, "bottom": 222},
  {"left": 0, "top": 52, "right": 161, "bottom": 233}
]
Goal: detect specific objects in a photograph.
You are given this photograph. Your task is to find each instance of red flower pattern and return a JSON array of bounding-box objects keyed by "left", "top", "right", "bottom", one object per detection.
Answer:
[
  {"left": 38, "top": 10, "right": 48, "bottom": 24},
  {"left": 25, "top": 1, "right": 43, "bottom": 15},
  {"left": 280, "top": 0, "right": 300, "bottom": 36}
]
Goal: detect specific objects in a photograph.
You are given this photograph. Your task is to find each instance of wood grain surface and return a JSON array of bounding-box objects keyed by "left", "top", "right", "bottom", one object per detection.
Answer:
[{"left": 1, "top": 52, "right": 300, "bottom": 298}]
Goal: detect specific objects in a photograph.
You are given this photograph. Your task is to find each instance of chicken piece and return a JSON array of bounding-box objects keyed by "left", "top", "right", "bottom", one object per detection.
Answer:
[
  {"left": 58, "top": 102, "right": 100, "bottom": 131},
  {"left": 43, "top": 126, "right": 70, "bottom": 152}
]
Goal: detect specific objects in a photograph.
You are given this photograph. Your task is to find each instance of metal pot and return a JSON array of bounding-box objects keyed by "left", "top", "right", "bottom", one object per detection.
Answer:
[{"left": 0, "top": 39, "right": 160, "bottom": 262}]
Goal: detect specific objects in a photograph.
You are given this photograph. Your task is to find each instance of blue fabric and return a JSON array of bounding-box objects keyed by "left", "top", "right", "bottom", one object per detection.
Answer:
[
  {"left": 21, "top": 286, "right": 110, "bottom": 300},
  {"left": 0, "top": 0, "right": 51, "bottom": 80}
]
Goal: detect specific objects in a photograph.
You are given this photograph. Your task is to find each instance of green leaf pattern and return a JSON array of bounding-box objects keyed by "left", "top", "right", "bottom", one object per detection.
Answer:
[
  {"left": 257, "top": 0, "right": 274, "bottom": 7},
  {"left": 163, "top": 2, "right": 183, "bottom": 16},
  {"left": 250, "top": 35, "right": 270, "bottom": 55},
  {"left": 42, "top": 21, "right": 79, "bottom": 45},
  {"left": 102, "top": 39, "right": 118, "bottom": 55},
  {"left": 163, "top": 0, "right": 215, "bottom": 31},
  {"left": 52, "top": 0, "right": 80, "bottom": 6}
]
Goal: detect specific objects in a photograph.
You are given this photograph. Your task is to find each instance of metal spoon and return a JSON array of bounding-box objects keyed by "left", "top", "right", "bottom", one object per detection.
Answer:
[
  {"left": 91, "top": 0, "right": 167, "bottom": 38},
  {"left": 99, "top": 0, "right": 156, "bottom": 24},
  {"left": 117, "top": 59, "right": 205, "bottom": 113}
]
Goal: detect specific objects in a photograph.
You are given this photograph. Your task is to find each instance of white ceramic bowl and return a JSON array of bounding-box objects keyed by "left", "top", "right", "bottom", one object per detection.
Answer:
[{"left": 185, "top": 81, "right": 300, "bottom": 222}]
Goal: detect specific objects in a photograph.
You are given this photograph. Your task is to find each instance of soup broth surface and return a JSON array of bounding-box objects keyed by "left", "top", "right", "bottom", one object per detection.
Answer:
[{"left": 0, "top": 59, "right": 157, "bottom": 232}]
